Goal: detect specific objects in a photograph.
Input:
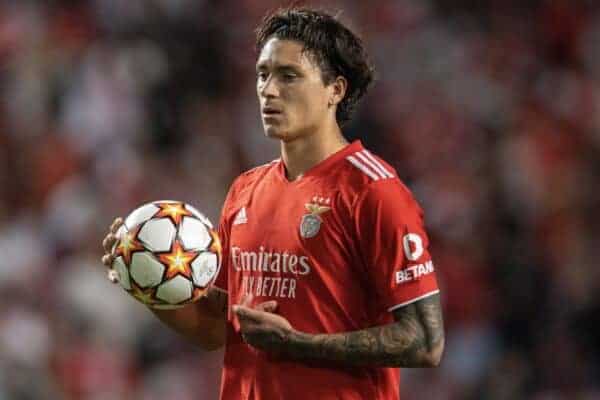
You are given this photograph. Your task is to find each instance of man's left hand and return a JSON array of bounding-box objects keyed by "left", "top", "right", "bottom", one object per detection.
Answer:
[{"left": 233, "top": 295, "right": 294, "bottom": 354}]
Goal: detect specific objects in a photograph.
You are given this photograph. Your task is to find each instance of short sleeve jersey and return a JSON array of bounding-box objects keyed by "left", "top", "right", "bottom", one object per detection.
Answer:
[{"left": 214, "top": 141, "right": 439, "bottom": 400}]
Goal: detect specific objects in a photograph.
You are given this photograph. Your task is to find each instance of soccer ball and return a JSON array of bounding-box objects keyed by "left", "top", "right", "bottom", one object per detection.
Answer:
[{"left": 111, "top": 200, "right": 221, "bottom": 309}]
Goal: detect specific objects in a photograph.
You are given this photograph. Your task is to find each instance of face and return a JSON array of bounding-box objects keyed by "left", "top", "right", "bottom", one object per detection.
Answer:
[{"left": 256, "top": 38, "right": 335, "bottom": 142}]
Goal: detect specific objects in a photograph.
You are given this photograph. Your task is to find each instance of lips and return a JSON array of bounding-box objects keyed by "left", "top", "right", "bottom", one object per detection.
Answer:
[{"left": 262, "top": 106, "right": 282, "bottom": 115}]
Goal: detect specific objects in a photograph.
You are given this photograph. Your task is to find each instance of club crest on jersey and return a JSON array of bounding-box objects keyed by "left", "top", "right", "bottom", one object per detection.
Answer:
[{"left": 300, "top": 197, "right": 331, "bottom": 239}]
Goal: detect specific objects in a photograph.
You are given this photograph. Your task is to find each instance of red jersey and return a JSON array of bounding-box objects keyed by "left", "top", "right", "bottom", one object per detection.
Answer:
[{"left": 214, "top": 140, "right": 439, "bottom": 400}]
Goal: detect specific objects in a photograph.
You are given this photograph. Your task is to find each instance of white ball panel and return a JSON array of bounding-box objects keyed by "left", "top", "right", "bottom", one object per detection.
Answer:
[
  {"left": 185, "top": 204, "right": 214, "bottom": 229},
  {"left": 179, "top": 217, "right": 211, "bottom": 250},
  {"left": 156, "top": 276, "right": 193, "bottom": 304},
  {"left": 111, "top": 225, "right": 128, "bottom": 252},
  {"left": 130, "top": 252, "right": 165, "bottom": 288},
  {"left": 112, "top": 256, "right": 131, "bottom": 290},
  {"left": 152, "top": 303, "right": 184, "bottom": 310},
  {"left": 125, "top": 203, "right": 159, "bottom": 230},
  {"left": 138, "top": 218, "right": 176, "bottom": 252},
  {"left": 191, "top": 252, "right": 218, "bottom": 287}
]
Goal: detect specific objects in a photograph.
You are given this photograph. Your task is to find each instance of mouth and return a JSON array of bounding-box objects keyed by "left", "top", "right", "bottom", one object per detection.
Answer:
[{"left": 262, "top": 106, "right": 282, "bottom": 116}]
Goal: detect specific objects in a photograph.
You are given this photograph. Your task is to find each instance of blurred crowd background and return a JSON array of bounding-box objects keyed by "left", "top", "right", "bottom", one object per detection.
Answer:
[{"left": 1, "top": 0, "right": 599, "bottom": 399}]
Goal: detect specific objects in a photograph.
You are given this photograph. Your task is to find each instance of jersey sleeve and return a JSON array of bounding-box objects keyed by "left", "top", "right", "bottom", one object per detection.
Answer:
[
  {"left": 354, "top": 180, "right": 439, "bottom": 313},
  {"left": 213, "top": 215, "right": 229, "bottom": 291}
]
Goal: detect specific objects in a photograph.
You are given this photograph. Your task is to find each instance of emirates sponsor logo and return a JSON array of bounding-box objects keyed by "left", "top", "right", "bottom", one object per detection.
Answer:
[
  {"left": 231, "top": 246, "right": 311, "bottom": 275},
  {"left": 232, "top": 246, "right": 312, "bottom": 299}
]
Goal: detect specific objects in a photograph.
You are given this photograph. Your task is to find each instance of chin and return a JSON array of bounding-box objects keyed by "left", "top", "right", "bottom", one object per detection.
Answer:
[
  {"left": 263, "top": 125, "right": 289, "bottom": 141},
  {"left": 264, "top": 125, "right": 310, "bottom": 143}
]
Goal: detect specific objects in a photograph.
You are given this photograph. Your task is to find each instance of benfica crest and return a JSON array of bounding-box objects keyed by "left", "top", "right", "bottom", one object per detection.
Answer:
[{"left": 300, "top": 197, "right": 331, "bottom": 239}]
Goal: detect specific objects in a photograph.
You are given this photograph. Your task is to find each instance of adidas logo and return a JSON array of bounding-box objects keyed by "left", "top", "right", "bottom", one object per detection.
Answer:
[{"left": 233, "top": 207, "right": 247, "bottom": 226}]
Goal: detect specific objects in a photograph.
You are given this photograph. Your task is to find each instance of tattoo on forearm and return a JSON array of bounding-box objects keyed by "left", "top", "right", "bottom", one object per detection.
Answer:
[{"left": 286, "top": 294, "right": 444, "bottom": 367}]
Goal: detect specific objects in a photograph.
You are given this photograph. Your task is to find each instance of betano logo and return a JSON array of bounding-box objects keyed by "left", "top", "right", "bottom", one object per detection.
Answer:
[
  {"left": 395, "top": 261, "right": 435, "bottom": 284},
  {"left": 396, "top": 233, "right": 434, "bottom": 284},
  {"left": 402, "top": 233, "right": 423, "bottom": 261}
]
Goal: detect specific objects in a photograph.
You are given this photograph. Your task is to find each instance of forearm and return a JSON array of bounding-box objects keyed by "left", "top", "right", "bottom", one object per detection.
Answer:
[
  {"left": 150, "top": 288, "right": 228, "bottom": 350},
  {"left": 282, "top": 295, "right": 444, "bottom": 368},
  {"left": 286, "top": 322, "right": 437, "bottom": 367}
]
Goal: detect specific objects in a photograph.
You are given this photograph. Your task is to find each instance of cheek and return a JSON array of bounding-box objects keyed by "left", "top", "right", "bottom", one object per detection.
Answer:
[{"left": 292, "top": 89, "right": 327, "bottom": 119}]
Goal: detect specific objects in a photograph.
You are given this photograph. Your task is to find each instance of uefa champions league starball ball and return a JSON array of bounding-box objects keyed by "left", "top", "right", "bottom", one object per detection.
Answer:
[{"left": 111, "top": 200, "right": 222, "bottom": 309}]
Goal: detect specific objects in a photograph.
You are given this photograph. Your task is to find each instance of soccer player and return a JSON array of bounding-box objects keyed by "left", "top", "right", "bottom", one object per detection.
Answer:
[{"left": 102, "top": 7, "right": 444, "bottom": 399}]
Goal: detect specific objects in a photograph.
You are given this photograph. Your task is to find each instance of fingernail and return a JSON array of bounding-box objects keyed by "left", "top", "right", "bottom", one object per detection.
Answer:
[{"left": 232, "top": 305, "right": 239, "bottom": 313}]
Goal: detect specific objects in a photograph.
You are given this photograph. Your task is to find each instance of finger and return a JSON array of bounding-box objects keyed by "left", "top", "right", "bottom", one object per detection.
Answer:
[
  {"left": 102, "top": 234, "right": 116, "bottom": 253},
  {"left": 107, "top": 269, "right": 119, "bottom": 283},
  {"left": 255, "top": 300, "right": 278, "bottom": 313},
  {"left": 101, "top": 254, "right": 114, "bottom": 267},
  {"left": 110, "top": 217, "right": 124, "bottom": 234},
  {"left": 239, "top": 293, "right": 254, "bottom": 308},
  {"left": 233, "top": 305, "right": 264, "bottom": 323}
]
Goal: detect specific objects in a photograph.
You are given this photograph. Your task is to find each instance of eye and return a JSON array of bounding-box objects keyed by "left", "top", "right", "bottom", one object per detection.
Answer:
[
  {"left": 257, "top": 72, "right": 268, "bottom": 81},
  {"left": 282, "top": 73, "right": 297, "bottom": 81}
]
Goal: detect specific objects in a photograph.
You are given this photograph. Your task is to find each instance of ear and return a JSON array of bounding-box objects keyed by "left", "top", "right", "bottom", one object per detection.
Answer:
[{"left": 329, "top": 76, "right": 348, "bottom": 107}]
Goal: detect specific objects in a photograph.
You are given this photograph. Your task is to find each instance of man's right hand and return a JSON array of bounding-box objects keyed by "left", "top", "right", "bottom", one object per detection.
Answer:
[
  {"left": 101, "top": 217, "right": 124, "bottom": 283},
  {"left": 100, "top": 216, "right": 228, "bottom": 349}
]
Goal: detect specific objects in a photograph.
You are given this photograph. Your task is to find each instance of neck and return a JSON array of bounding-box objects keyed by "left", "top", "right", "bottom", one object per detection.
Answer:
[{"left": 280, "top": 122, "right": 348, "bottom": 181}]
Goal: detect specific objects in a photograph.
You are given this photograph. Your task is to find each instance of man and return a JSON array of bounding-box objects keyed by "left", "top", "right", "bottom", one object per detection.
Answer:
[{"left": 102, "top": 7, "right": 444, "bottom": 399}]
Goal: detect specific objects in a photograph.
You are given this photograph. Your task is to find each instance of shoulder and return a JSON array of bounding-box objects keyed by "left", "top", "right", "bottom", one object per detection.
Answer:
[
  {"left": 336, "top": 147, "right": 418, "bottom": 209},
  {"left": 344, "top": 147, "right": 397, "bottom": 184},
  {"left": 224, "top": 159, "right": 279, "bottom": 207},
  {"left": 336, "top": 149, "right": 423, "bottom": 222},
  {"left": 336, "top": 147, "right": 398, "bottom": 195},
  {"left": 233, "top": 159, "right": 279, "bottom": 188},
  {"left": 355, "top": 179, "right": 423, "bottom": 218}
]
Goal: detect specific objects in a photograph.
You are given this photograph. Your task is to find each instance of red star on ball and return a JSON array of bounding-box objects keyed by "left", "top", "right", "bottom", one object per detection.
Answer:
[
  {"left": 209, "top": 230, "right": 222, "bottom": 255},
  {"left": 130, "top": 282, "right": 158, "bottom": 305},
  {"left": 158, "top": 241, "right": 198, "bottom": 280},
  {"left": 154, "top": 202, "right": 193, "bottom": 226},
  {"left": 115, "top": 226, "right": 145, "bottom": 266},
  {"left": 191, "top": 287, "right": 209, "bottom": 302}
]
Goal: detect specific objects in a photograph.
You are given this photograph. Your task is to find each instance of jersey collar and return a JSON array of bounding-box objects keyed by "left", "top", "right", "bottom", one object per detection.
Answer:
[{"left": 277, "top": 140, "right": 364, "bottom": 183}]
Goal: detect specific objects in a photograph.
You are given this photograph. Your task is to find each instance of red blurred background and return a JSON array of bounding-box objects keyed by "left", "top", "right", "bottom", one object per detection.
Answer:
[{"left": 1, "top": 1, "right": 599, "bottom": 399}]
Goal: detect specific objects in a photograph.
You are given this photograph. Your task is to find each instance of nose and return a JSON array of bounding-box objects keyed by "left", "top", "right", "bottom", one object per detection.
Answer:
[{"left": 258, "top": 75, "right": 279, "bottom": 99}]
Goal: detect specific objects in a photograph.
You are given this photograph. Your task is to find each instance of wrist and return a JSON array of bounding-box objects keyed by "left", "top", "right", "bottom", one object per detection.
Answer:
[{"left": 282, "top": 330, "right": 317, "bottom": 360}]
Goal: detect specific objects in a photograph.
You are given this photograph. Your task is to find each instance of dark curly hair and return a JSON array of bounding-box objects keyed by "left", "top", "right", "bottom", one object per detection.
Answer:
[{"left": 255, "top": 7, "right": 375, "bottom": 126}]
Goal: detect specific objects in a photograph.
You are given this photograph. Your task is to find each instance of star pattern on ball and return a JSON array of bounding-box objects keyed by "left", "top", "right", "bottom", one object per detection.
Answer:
[
  {"left": 191, "top": 287, "right": 209, "bottom": 302},
  {"left": 154, "top": 202, "right": 193, "bottom": 226},
  {"left": 130, "top": 283, "right": 158, "bottom": 305},
  {"left": 116, "top": 226, "right": 145, "bottom": 265},
  {"left": 209, "top": 230, "right": 222, "bottom": 255},
  {"left": 158, "top": 240, "right": 198, "bottom": 280}
]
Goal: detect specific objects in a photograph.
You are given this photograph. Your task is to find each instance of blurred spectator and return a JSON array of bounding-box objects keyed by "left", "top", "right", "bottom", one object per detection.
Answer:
[{"left": 1, "top": 0, "right": 599, "bottom": 398}]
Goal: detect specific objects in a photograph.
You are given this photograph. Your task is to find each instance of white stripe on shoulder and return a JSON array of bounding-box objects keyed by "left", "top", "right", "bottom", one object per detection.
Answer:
[
  {"left": 362, "top": 150, "right": 394, "bottom": 178},
  {"left": 356, "top": 150, "right": 387, "bottom": 179},
  {"left": 346, "top": 155, "right": 380, "bottom": 180}
]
